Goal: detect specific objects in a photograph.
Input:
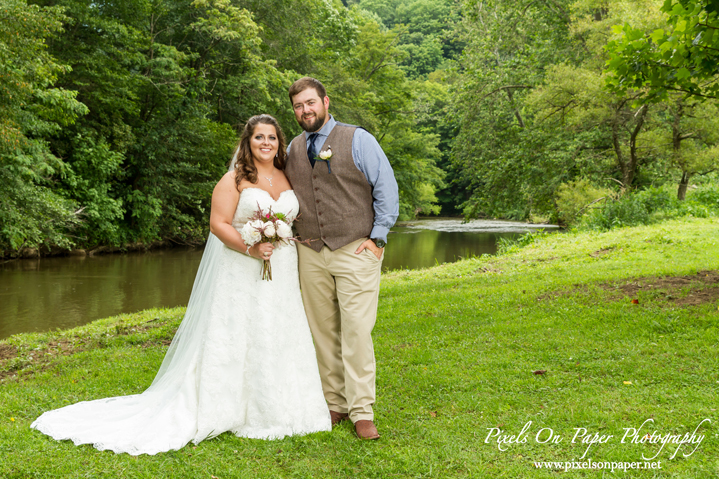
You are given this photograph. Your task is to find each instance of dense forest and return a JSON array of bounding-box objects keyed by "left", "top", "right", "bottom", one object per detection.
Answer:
[{"left": 1, "top": 0, "right": 717, "bottom": 256}]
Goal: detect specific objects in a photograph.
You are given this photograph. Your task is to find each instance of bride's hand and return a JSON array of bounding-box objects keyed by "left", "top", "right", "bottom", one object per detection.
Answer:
[{"left": 249, "top": 242, "right": 274, "bottom": 260}]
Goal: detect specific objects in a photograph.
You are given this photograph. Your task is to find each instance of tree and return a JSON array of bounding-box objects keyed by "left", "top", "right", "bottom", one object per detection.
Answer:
[
  {"left": 451, "top": 0, "right": 676, "bottom": 221},
  {"left": 324, "top": 14, "right": 445, "bottom": 218},
  {"left": 640, "top": 98, "right": 719, "bottom": 198},
  {"left": 0, "top": 0, "right": 88, "bottom": 253},
  {"left": 32, "top": 0, "right": 278, "bottom": 246},
  {"left": 605, "top": 0, "right": 719, "bottom": 101},
  {"left": 3, "top": 0, "right": 452, "bottom": 254},
  {"left": 449, "top": 0, "right": 584, "bottom": 220}
]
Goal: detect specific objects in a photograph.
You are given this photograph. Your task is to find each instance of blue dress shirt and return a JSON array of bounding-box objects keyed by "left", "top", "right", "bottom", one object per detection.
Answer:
[{"left": 288, "top": 115, "right": 400, "bottom": 243}]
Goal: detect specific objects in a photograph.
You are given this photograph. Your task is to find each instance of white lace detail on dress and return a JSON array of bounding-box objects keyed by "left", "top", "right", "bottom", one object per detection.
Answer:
[{"left": 31, "top": 189, "right": 330, "bottom": 455}]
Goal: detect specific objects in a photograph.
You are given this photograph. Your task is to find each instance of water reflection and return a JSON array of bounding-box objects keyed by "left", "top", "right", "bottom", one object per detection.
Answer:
[
  {"left": 386, "top": 217, "right": 556, "bottom": 271},
  {"left": 0, "top": 218, "right": 557, "bottom": 339},
  {"left": 0, "top": 249, "right": 204, "bottom": 339},
  {"left": 384, "top": 228, "right": 517, "bottom": 271}
]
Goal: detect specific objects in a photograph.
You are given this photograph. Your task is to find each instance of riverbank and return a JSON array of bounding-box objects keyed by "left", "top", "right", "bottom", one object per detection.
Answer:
[
  {"left": 2, "top": 217, "right": 718, "bottom": 477},
  {"left": 2, "top": 238, "right": 193, "bottom": 260}
]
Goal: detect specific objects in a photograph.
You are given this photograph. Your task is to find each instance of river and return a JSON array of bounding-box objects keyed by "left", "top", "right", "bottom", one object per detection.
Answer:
[{"left": 0, "top": 218, "right": 557, "bottom": 339}]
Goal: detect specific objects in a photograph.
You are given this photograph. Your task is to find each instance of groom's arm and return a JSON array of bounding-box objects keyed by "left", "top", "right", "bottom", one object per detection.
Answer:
[{"left": 352, "top": 129, "right": 400, "bottom": 243}]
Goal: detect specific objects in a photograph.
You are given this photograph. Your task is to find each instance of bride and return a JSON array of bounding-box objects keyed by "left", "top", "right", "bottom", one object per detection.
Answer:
[{"left": 31, "top": 114, "right": 331, "bottom": 455}]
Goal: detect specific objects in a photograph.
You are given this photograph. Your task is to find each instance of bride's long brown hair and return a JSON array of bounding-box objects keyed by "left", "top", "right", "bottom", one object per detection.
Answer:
[{"left": 232, "top": 114, "right": 287, "bottom": 190}]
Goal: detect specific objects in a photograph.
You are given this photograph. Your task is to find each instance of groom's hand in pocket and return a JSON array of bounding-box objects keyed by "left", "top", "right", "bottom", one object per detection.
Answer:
[{"left": 355, "top": 239, "right": 383, "bottom": 260}]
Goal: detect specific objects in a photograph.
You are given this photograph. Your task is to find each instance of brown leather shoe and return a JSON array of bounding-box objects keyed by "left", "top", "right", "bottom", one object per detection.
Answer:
[
  {"left": 330, "top": 410, "right": 349, "bottom": 426},
  {"left": 354, "top": 420, "right": 380, "bottom": 440}
]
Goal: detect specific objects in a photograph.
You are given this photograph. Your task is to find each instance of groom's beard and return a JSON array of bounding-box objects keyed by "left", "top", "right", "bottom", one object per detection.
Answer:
[{"left": 299, "top": 110, "right": 326, "bottom": 132}]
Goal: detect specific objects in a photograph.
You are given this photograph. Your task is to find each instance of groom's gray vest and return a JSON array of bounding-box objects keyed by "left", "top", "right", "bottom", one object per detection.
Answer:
[{"left": 285, "top": 122, "right": 374, "bottom": 252}]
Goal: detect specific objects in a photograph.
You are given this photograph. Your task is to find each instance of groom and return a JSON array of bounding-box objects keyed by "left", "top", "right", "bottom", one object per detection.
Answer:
[{"left": 284, "top": 77, "right": 399, "bottom": 440}]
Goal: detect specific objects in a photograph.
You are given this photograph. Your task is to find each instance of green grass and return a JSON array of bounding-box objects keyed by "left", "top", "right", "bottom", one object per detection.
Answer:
[{"left": 2, "top": 217, "right": 719, "bottom": 478}]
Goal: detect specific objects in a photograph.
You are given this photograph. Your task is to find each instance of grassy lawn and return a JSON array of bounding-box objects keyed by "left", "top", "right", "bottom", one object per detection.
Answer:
[{"left": 2, "top": 217, "right": 718, "bottom": 478}]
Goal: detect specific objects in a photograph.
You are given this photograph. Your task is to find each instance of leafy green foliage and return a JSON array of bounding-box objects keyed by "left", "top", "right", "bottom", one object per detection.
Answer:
[
  {"left": 352, "top": 0, "right": 459, "bottom": 216},
  {"left": 637, "top": 97, "right": 719, "bottom": 199},
  {"left": 605, "top": 0, "right": 719, "bottom": 100},
  {"left": 1, "top": 0, "right": 452, "bottom": 254},
  {"left": 322, "top": 13, "right": 445, "bottom": 219},
  {"left": 450, "top": 0, "right": 587, "bottom": 220},
  {"left": 580, "top": 184, "right": 719, "bottom": 230},
  {"left": 495, "top": 229, "right": 548, "bottom": 255},
  {"left": 555, "top": 179, "right": 613, "bottom": 225},
  {"left": 34, "top": 0, "right": 268, "bottom": 246},
  {"left": 449, "top": 0, "right": 711, "bottom": 222},
  {"left": 355, "top": 0, "right": 462, "bottom": 79},
  {"left": 0, "top": 0, "right": 88, "bottom": 251}
]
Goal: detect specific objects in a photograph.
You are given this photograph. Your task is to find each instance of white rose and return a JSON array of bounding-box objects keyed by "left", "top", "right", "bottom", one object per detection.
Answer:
[
  {"left": 276, "top": 221, "right": 292, "bottom": 239},
  {"left": 250, "top": 219, "right": 263, "bottom": 229},
  {"left": 318, "top": 147, "right": 332, "bottom": 160},
  {"left": 240, "top": 223, "right": 261, "bottom": 246},
  {"left": 263, "top": 222, "right": 276, "bottom": 237}
]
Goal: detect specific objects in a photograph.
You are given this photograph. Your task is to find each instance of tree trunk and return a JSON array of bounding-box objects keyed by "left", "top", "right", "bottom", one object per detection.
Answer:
[
  {"left": 611, "top": 120, "right": 628, "bottom": 186},
  {"left": 627, "top": 104, "right": 648, "bottom": 187},
  {"left": 505, "top": 88, "right": 525, "bottom": 128},
  {"left": 672, "top": 102, "right": 691, "bottom": 201},
  {"left": 677, "top": 171, "right": 691, "bottom": 200}
]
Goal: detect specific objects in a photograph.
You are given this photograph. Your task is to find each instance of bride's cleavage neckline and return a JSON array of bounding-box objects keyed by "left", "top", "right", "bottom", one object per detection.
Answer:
[{"left": 242, "top": 187, "right": 292, "bottom": 202}]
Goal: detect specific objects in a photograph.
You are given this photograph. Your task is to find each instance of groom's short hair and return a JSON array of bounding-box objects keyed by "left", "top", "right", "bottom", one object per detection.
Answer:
[{"left": 289, "top": 77, "right": 327, "bottom": 103}]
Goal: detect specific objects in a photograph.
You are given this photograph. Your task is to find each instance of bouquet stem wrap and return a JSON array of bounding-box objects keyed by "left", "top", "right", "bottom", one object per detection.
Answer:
[{"left": 261, "top": 258, "right": 272, "bottom": 281}]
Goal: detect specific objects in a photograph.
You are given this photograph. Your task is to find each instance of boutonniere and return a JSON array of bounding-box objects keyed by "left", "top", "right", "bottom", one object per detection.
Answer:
[{"left": 314, "top": 146, "right": 332, "bottom": 174}]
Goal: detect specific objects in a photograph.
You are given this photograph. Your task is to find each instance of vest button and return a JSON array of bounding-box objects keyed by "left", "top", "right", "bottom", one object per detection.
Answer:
[
  {"left": 313, "top": 175, "right": 317, "bottom": 179},
  {"left": 316, "top": 200, "right": 320, "bottom": 203},
  {"left": 314, "top": 187, "right": 318, "bottom": 191},
  {"left": 320, "top": 224, "right": 324, "bottom": 227},
  {"left": 318, "top": 212, "right": 322, "bottom": 215}
]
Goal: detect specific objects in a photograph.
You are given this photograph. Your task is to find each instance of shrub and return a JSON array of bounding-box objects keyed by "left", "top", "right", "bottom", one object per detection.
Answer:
[
  {"left": 497, "top": 230, "right": 551, "bottom": 255},
  {"left": 580, "top": 184, "right": 719, "bottom": 231},
  {"left": 555, "top": 179, "right": 612, "bottom": 225}
]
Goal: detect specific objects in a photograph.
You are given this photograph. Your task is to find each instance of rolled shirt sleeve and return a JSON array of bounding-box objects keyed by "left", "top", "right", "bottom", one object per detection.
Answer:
[{"left": 351, "top": 129, "right": 399, "bottom": 243}]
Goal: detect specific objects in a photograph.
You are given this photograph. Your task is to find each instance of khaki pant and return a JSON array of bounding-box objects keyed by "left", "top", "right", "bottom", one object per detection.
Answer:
[{"left": 297, "top": 237, "right": 383, "bottom": 422}]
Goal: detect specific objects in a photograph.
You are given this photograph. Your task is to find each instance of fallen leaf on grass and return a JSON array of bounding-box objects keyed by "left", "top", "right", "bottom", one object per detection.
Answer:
[
  {"left": 623, "top": 381, "right": 632, "bottom": 385},
  {"left": 429, "top": 411, "right": 437, "bottom": 417},
  {"left": 631, "top": 299, "right": 639, "bottom": 304},
  {"left": 533, "top": 370, "right": 547, "bottom": 375}
]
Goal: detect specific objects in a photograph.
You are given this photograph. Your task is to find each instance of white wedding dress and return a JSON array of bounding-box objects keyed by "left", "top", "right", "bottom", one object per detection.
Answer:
[{"left": 31, "top": 188, "right": 331, "bottom": 455}]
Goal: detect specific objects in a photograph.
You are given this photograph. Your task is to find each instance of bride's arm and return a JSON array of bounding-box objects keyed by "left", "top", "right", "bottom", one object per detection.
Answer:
[{"left": 209, "top": 172, "right": 273, "bottom": 258}]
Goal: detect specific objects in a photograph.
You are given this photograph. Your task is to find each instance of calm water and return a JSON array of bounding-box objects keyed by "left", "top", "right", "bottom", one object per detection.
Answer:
[{"left": 0, "top": 218, "right": 556, "bottom": 339}]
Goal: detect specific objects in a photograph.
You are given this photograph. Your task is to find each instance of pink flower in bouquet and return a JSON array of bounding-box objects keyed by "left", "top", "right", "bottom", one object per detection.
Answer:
[{"left": 240, "top": 203, "right": 302, "bottom": 280}]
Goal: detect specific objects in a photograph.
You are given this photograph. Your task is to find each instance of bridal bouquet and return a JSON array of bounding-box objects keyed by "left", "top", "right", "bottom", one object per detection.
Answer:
[{"left": 239, "top": 204, "right": 297, "bottom": 281}]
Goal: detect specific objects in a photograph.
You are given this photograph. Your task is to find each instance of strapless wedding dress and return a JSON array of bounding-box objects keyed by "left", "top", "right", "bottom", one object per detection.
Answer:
[{"left": 31, "top": 188, "right": 331, "bottom": 455}]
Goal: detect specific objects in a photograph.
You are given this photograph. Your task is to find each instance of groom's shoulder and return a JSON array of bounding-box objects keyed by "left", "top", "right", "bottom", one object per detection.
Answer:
[
  {"left": 335, "top": 121, "right": 372, "bottom": 136},
  {"left": 287, "top": 131, "right": 306, "bottom": 151},
  {"left": 340, "top": 124, "right": 380, "bottom": 149},
  {"left": 290, "top": 131, "right": 306, "bottom": 142},
  {"left": 335, "top": 122, "right": 371, "bottom": 140}
]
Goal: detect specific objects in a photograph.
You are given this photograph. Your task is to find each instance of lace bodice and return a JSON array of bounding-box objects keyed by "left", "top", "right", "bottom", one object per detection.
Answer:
[{"left": 232, "top": 188, "right": 299, "bottom": 229}]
